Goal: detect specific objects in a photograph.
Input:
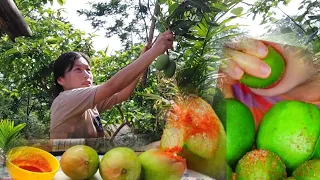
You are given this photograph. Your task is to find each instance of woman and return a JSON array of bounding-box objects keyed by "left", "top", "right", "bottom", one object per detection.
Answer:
[
  {"left": 219, "top": 38, "right": 320, "bottom": 127},
  {"left": 50, "top": 30, "right": 174, "bottom": 139}
]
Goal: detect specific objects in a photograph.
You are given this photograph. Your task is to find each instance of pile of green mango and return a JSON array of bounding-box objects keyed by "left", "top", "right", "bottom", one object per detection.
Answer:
[
  {"left": 220, "top": 99, "right": 320, "bottom": 180},
  {"left": 155, "top": 54, "right": 176, "bottom": 78}
]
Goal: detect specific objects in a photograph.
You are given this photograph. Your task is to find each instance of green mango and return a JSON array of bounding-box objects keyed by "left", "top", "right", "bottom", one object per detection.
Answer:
[
  {"left": 160, "top": 96, "right": 227, "bottom": 180},
  {"left": 292, "top": 159, "right": 320, "bottom": 180},
  {"left": 235, "top": 149, "right": 287, "bottom": 180},
  {"left": 163, "top": 60, "right": 176, "bottom": 78},
  {"left": 256, "top": 100, "right": 320, "bottom": 173},
  {"left": 155, "top": 54, "right": 170, "bottom": 71},
  {"left": 312, "top": 136, "right": 320, "bottom": 159},
  {"left": 215, "top": 98, "right": 255, "bottom": 168},
  {"left": 138, "top": 149, "right": 186, "bottom": 180},
  {"left": 99, "top": 147, "right": 141, "bottom": 180},
  {"left": 240, "top": 45, "right": 285, "bottom": 88}
]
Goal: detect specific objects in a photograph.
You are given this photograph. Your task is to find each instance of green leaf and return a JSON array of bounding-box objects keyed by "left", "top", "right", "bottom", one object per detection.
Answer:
[
  {"left": 173, "top": 28, "right": 189, "bottom": 36},
  {"left": 182, "top": 34, "right": 205, "bottom": 41},
  {"left": 280, "top": 27, "right": 293, "bottom": 34},
  {"left": 212, "top": 3, "right": 228, "bottom": 12},
  {"left": 5, "top": 47, "right": 19, "bottom": 55},
  {"left": 170, "top": 20, "right": 198, "bottom": 32},
  {"left": 195, "top": 22, "right": 208, "bottom": 37},
  {"left": 218, "top": 25, "right": 240, "bottom": 33},
  {"left": 309, "top": 15, "right": 320, "bottom": 20},
  {"left": 284, "top": 0, "right": 291, "bottom": 4},
  {"left": 167, "top": 2, "right": 188, "bottom": 23},
  {"left": 231, "top": 7, "right": 244, "bottom": 16},
  {"left": 46, "top": 37, "right": 58, "bottom": 44},
  {"left": 296, "top": 15, "right": 304, "bottom": 22},
  {"left": 159, "top": 0, "right": 167, "bottom": 4},
  {"left": 298, "top": 5, "right": 304, "bottom": 10},
  {"left": 168, "top": 3, "right": 179, "bottom": 15},
  {"left": 218, "top": 16, "right": 237, "bottom": 27},
  {"left": 270, "top": 17, "right": 277, "bottom": 22},
  {"left": 186, "top": 0, "right": 211, "bottom": 12},
  {"left": 57, "top": 0, "right": 65, "bottom": 6},
  {"left": 0, "top": 120, "right": 26, "bottom": 153},
  {"left": 1, "top": 88, "right": 10, "bottom": 93},
  {"left": 139, "top": 93, "right": 163, "bottom": 100}
]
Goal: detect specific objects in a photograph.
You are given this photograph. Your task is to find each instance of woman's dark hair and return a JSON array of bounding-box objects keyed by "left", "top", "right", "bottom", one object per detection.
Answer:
[{"left": 52, "top": 52, "right": 90, "bottom": 99}]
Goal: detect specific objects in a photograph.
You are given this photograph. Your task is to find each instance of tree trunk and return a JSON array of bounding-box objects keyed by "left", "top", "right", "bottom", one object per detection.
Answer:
[
  {"left": 0, "top": 0, "right": 32, "bottom": 41},
  {"left": 141, "top": 0, "right": 160, "bottom": 88}
]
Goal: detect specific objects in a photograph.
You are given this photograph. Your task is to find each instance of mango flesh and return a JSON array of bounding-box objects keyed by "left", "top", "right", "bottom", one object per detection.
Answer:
[
  {"left": 240, "top": 45, "right": 285, "bottom": 88},
  {"left": 292, "top": 159, "right": 320, "bottom": 179},
  {"left": 182, "top": 130, "right": 226, "bottom": 179},
  {"left": 256, "top": 100, "right": 320, "bottom": 173},
  {"left": 160, "top": 96, "right": 227, "bottom": 179},
  {"left": 235, "top": 149, "right": 287, "bottom": 180},
  {"left": 160, "top": 96, "right": 220, "bottom": 159},
  {"left": 99, "top": 147, "right": 141, "bottom": 180},
  {"left": 60, "top": 145, "right": 99, "bottom": 180},
  {"left": 155, "top": 54, "right": 170, "bottom": 71},
  {"left": 163, "top": 60, "right": 176, "bottom": 78},
  {"left": 138, "top": 148, "right": 186, "bottom": 180}
]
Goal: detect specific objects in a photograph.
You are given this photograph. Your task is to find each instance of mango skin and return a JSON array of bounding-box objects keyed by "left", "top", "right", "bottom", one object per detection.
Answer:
[
  {"left": 256, "top": 100, "right": 320, "bottom": 173},
  {"left": 235, "top": 149, "right": 287, "bottom": 180},
  {"left": 311, "top": 137, "right": 320, "bottom": 159},
  {"left": 160, "top": 96, "right": 227, "bottom": 180},
  {"left": 164, "top": 60, "right": 176, "bottom": 78},
  {"left": 99, "top": 147, "right": 141, "bottom": 180},
  {"left": 221, "top": 99, "right": 255, "bottom": 168},
  {"left": 138, "top": 149, "right": 186, "bottom": 180},
  {"left": 60, "top": 145, "right": 99, "bottom": 180},
  {"left": 156, "top": 54, "right": 170, "bottom": 71},
  {"left": 292, "top": 159, "right": 320, "bottom": 180},
  {"left": 240, "top": 45, "right": 285, "bottom": 88}
]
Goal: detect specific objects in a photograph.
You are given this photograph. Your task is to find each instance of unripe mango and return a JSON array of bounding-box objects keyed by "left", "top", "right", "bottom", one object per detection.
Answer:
[
  {"left": 292, "top": 159, "right": 320, "bottom": 179},
  {"left": 240, "top": 45, "right": 285, "bottom": 88},
  {"left": 138, "top": 148, "right": 186, "bottom": 180},
  {"left": 163, "top": 60, "right": 176, "bottom": 78},
  {"left": 155, "top": 54, "right": 170, "bottom": 71},
  {"left": 256, "top": 100, "right": 320, "bottom": 173},
  {"left": 235, "top": 149, "right": 287, "bottom": 180}
]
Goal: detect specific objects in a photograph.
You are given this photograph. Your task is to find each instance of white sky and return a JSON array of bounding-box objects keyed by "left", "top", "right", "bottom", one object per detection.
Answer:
[
  {"left": 229, "top": 0, "right": 304, "bottom": 36},
  {"left": 50, "top": 0, "right": 304, "bottom": 54}
]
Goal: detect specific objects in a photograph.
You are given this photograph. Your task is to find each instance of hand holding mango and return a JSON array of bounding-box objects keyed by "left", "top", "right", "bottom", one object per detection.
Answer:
[
  {"left": 221, "top": 38, "right": 320, "bottom": 100},
  {"left": 223, "top": 41, "right": 285, "bottom": 89}
]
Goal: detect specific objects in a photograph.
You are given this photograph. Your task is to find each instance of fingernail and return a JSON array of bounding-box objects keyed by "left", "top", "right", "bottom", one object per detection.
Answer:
[
  {"left": 258, "top": 42, "right": 268, "bottom": 57},
  {"left": 231, "top": 66, "right": 244, "bottom": 79},
  {"left": 260, "top": 63, "right": 271, "bottom": 76}
]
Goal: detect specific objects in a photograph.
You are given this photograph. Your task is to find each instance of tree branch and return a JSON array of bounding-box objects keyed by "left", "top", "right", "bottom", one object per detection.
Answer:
[
  {"left": 139, "top": 0, "right": 149, "bottom": 41},
  {"left": 110, "top": 105, "right": 129, "bottom": 145},
  {"left": 278, "top": 7, "right": 307, "bottom": 34},
  {"left": 141, "top": 0, "right": 160, "bottom": 89}
]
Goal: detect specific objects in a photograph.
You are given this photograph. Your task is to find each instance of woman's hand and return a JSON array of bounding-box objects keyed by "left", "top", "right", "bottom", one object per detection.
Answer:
[
  {"left": 220, "top": 38, "right": 320, "bottom": 101},
  {"left": 149, "top": 30, "right": 174, "bottom": 56},
  {"left": 94, "top": 31, "right": 175, "bottom": 106}
]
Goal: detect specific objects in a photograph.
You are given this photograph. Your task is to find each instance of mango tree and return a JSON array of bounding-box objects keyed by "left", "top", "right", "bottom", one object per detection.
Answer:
[{"left": 0, "top": 0, "right": 95, "bottom": 139}]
